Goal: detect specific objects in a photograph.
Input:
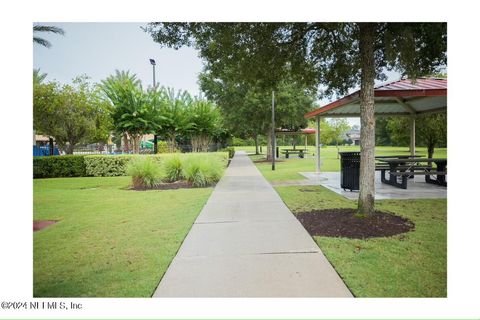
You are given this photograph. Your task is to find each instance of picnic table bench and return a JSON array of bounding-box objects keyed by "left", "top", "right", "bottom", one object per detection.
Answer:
[
  {"left": 374, "top": 155, "right": 424, "bottom": 181},
  {"left": 377, "top": 157, "right": 447, "bottom": 189},
  {"left": 281, "top": 149, "right": 309, "bottom": 158}
]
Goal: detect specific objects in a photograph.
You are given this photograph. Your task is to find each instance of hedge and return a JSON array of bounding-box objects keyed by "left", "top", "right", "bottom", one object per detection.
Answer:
[
  {"left": 33, "top": 152, "right": 229, "bottom": 178},
  {"left": 84, "top": 155, "right": 136, "bottom": 177},
  {"left": 33, "top": 155, "right": 87, "bottom": 178}
]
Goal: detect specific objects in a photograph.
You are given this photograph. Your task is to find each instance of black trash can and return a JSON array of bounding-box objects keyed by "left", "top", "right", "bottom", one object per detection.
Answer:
[{"left": 339, "top": 152, "right": 360, "bottom": 191}]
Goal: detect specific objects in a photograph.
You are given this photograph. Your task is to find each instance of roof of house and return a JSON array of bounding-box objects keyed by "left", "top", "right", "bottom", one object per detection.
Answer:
[{"left": 305, "top": 77, "right": 447, "bottom": 119}]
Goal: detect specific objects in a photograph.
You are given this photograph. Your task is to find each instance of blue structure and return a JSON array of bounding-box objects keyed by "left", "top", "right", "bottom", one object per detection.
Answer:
[{"left": 33, "top": 145, "right": 60, "bottom": 156}]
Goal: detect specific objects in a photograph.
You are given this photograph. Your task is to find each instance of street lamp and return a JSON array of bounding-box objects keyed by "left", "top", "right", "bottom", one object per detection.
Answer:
[
  {"left": 149, "top": 58, "right": 158, "bottom": 154},
  {"left": 149, "top": 58, "right": 156, "bottom": 88}
]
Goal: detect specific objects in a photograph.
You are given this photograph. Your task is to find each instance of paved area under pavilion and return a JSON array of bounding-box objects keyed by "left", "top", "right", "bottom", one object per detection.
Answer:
[{"left": 278, "top": 171, "right": 447, "bottom": 200}]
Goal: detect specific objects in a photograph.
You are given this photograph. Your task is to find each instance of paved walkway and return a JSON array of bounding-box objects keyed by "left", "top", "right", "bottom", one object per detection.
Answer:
[{"left": 153, "top": 151, "right": 352, "bottom": 297}]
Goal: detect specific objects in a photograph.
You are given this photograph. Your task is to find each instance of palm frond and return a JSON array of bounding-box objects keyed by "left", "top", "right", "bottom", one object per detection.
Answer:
[
  {"left": 33, "top": 25, "right": 65, "bottom": 35},
  {"left": 33, "top": 37, "right": 51, "bottom": 48},
  {"left": 33, "top": 25, "right": 65, "bottom": 48},
  {"left": 33, "top": 68, "right": 48, "bottom": 84}
]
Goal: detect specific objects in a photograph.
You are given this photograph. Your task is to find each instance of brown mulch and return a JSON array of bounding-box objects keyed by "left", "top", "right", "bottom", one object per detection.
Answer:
[
  {"left": 33, "top": 220, "right": 58, "bottom": 232},
  {"left": 130, "top": 180, "right": 193, "bottom": 191},
  {"left": 297, "top": 208, "right": 415, "bottom": 239}
]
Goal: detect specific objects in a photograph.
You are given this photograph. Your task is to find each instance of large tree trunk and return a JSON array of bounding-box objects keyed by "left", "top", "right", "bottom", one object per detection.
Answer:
[
  {"left": 65, "top": 144, "right": 75, "bottom": 155},
  {"left": 123, "top": 133, "right": 130, "bottom": 154},
  {"left": 133, "top": 135, "right": 141, "bottom": 154},
  {"left": 358, "top": 23, "right": 376, "bottom": 216},
  {"left": 427, "top": 140, "right": 435, "bottom": 167},
  {"left": 428, "top": 145, "right": 434, "bottom": 159},
  {"left": 254, "top": 134, "right": 259, "bottom": 155},
  {"left": 168, "top": 135, "right": 177, "bottom": 153}
]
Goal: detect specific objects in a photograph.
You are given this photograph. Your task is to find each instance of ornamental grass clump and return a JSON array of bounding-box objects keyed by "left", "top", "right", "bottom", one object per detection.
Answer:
[
  {"left": 162, "top": 156, "right": 184, "bottom": 182},
  {"left": 182, "top": 156, "right": 223, "bottom": 187},
  {"left": 126, "top": 156, "right": 163, "bottom": 188}
]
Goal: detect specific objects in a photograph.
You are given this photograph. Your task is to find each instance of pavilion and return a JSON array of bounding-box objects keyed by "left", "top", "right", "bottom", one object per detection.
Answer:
[
  {"left": 304, "top": 77, "right": 447, "bottom": 172},
  {"left": 275, "top": 127, "right": 316, "bottom": 151}
]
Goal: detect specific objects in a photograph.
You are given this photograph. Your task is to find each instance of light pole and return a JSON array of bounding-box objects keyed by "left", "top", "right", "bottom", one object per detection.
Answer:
[
  {"left": 149, "top": 59, "right": 156, "bottom": 88},
  {"left": 150, "top": 59, "right": 158, "bottom": 153},
  {"left": 272, "top": 91, "right": 275, "bottom": 171}
]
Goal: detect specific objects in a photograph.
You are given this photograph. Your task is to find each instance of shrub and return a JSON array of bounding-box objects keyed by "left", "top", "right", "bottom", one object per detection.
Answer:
[
  {"left": 220, "top": 147, "right": 235, "bottom": 158},
  {"left": 162, "top": 156, "right": 184, "bottom": 182},
  {"left": 182, "top": 155, "right": 224, "bottom": 187},
  {"left": 231, "top": 137, "right": 254, "bottom": 146},
  {"left": 126, "top": 157, "right": 164, "bottom": 188},
  {"left": 156, "top": 141, "right": 169, "bottom": 154},
  {"left": 84, "top": 155, "right": 136, "bottom": 177},
  {"left": 33, "top": 155, "right": 86, "bottom": 178}
]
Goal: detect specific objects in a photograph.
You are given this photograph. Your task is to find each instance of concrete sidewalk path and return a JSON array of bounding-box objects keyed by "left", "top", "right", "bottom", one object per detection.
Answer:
[{"left": 153, "top": 151, "right": 352, "bottom": 297}]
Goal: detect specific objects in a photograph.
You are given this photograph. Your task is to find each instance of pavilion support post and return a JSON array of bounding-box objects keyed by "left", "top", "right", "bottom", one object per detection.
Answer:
[
  {"left": 410, "top": 115, "right": 416, "bottom": 156},
  {"left": 315, "top": 115, "right": 321, "bottom": 173}
]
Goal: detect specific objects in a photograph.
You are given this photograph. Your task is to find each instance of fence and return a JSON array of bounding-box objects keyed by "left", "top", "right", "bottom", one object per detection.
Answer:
[{"left": 33, "top": 143, "right": 228, "bottom": 156}]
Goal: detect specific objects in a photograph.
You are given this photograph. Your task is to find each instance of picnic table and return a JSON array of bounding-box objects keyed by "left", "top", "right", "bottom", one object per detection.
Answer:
[
  {"left": 375, "top": 154, "right": 424, "bottom": 159},
  {"left": 378, "top": 157, "right": 447, "bottom": 189},
  {"left": 281, "top": 148, "right": 309, "bottom": 158},
  {"left": 375, "top": 155, "right": 424, "bottom": 179}
]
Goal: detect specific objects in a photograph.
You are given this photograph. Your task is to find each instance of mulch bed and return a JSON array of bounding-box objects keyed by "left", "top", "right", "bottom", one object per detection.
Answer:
[
  {"left": 33, "top": 220, "right": 58, "bottom": 232},
  {"left": 130, "top": 181, "right": 194, "bottom": 191},
  {"left": 297, "top": 208, "right": 415, "bottom": 239}
]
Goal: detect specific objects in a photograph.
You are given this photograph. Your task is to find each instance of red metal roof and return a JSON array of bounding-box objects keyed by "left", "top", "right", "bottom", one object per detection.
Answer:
[
  {"left": 305, "top": 77, "right": 447, "bottom": 119},
  {"left": 375, "top": 77, "right": 447, "bottom": 91},
  {"left": 301, "top": 128, "right": 316, "bottom": 134}
]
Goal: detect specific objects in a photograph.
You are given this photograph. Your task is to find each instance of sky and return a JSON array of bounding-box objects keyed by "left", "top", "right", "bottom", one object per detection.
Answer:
[
  {"left": 34, "top": 22, "right": 203, "bottom": 95},
  {"left": 33, "top": 22, "right": 403, "bottom": 127}
]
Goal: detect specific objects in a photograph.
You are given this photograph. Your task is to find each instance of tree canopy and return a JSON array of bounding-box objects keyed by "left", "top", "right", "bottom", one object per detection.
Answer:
[
  {"left": 34, "top": 76, "right": 112, "bottom": 154},
  {"left": 101, "top": 70, "right": 164, "bottom": 153},
  {"left": 144, "top": 22, "right": 447, "bottom": 215}
]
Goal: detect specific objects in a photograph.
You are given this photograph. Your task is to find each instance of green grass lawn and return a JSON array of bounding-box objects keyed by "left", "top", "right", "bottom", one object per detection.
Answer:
[
  {"left": 242, "top": 145, "right": 446, "bottom": 182},
  {"left": 275, "top": 185, "right": 447, "bottom": 297},
  {"left": 34, "top": 176, "right": 213, "bottom": 297}
]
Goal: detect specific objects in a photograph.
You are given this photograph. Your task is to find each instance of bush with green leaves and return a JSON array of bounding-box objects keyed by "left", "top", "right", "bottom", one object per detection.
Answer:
[
  {"left": 33, "top": 155, "right": 86, "bottom": 178},
  {"left": 33, "top": 152, "right": 228, "bottom": 183},
  {"left": 156, "top": 141, "right": 169, "bottom": 153},
  {"left": 126, "top": 157, "right": 164, "bottom": 188},
  {"left": 84, "top": 155, "right": 135, "bottom": 177}
]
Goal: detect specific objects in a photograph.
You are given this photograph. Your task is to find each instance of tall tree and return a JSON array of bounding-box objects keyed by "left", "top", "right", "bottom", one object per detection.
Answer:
[
  {"left": 375, "top": 117, "right": 394, "bottom": 146},
  {"left": 33, "top": 69, "right": 47, "bottom": 85},
  {"left": 33, "top": 76, "right": 112, "bottom": 154},
  {"left": 187, "top": 99, "right": 223, "bottom": 152},
  {"left": 156, "top": 87, "right": 193, "bottom": 151},
  {"left": 33, "top": 25, "right": 65, "bottom": 48},
  {"left": 387, "top": 113, "right": 447, "bottom": 159},
  {"left": 145, "top": 22, "right": 446, "bottom": 215},
  {"left": 101, "top": 70, "right": 162, "bottom": 153},
  {"left": 199, "top": 69, "right": 315, "bottom": 159},
  {"left": 323, "top": 118, "right": 351, "bottom": 158}
]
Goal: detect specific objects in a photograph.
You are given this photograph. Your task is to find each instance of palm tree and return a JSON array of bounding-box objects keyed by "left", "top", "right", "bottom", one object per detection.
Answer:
[
  {"left": 101, "top": 70, "right": 161, "bottom": 154},
  {"left": 33, "top": 25, "right": 65, "bottom": 48},
  {"left": 33, "top": 69, "right": 47, "bottom": 85}
]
